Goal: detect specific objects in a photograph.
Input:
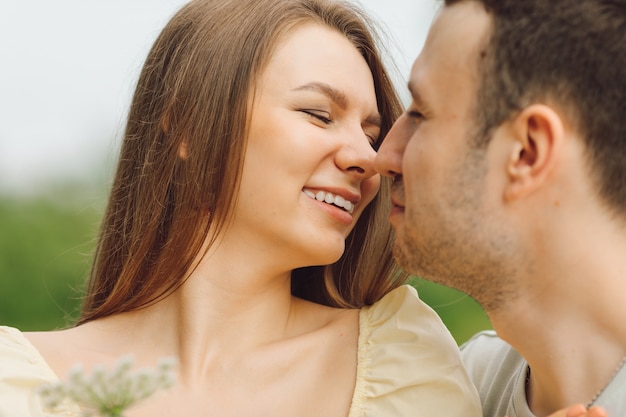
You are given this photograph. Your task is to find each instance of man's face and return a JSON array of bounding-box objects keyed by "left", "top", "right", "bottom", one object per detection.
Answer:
[{"left": 375, "top": 2, "right": 514, "bottom": 304}]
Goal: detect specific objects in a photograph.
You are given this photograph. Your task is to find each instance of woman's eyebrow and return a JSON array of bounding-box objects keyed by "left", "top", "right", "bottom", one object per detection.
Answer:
[{"left": 292, "top": 82, "right": 348, "bottom": 109}]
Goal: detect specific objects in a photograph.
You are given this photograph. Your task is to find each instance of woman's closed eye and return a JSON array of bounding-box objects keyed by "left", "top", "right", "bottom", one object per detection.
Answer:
[{"left": 301, "top": 109, "right": 332, "bottom": 124}]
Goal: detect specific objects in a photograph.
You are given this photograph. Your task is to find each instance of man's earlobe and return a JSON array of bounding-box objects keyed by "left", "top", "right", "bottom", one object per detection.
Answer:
[{"left": 504, "top": 105, "right": 564, "bottom": 201}]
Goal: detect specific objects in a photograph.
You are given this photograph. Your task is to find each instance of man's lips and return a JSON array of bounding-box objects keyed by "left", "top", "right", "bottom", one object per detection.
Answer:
[
  {"left": 390, "top": 178, "right": 405, "bottom": 209},
  {"left": 390, "top": 195, "right": 405, "bottom": 209}
]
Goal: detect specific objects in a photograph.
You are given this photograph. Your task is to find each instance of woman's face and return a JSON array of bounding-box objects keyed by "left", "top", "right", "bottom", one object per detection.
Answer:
[{"left": 233, "top": 23, "right": 381, "bottom": 267}]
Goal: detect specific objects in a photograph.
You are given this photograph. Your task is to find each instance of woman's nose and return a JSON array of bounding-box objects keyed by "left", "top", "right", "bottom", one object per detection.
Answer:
[{"left": 335, "top": 129, "right": 378, "bottom": 179}]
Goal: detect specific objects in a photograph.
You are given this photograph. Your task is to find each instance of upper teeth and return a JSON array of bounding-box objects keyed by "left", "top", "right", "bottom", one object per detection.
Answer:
[{"left": 304, "top": 189, "right": 354, "bottom": 214}]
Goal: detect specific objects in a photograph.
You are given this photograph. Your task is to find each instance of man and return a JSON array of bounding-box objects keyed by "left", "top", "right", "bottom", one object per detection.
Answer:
[{"left": 374, "top": 0, "right": 626, "bottom": 416}]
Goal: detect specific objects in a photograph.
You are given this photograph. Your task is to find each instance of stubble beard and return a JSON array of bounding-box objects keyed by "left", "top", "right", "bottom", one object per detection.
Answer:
[{"left": 392, "top": 150, "right": 518, "bottom": 313}]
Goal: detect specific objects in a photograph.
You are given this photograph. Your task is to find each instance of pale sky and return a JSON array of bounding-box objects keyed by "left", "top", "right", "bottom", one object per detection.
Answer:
[{"left": 0, "top": 0, "right": 439, "bottom": 194}]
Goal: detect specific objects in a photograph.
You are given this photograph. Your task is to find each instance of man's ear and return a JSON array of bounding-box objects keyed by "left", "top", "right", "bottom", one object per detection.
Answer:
[{"left": 504, "top": 104, "right": 565, "bottom": 202}]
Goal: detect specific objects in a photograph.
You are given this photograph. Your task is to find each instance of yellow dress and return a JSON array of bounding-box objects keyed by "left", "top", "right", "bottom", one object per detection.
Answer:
[{"left": 0, "top": 285, "right": 481, "bottom": 417}]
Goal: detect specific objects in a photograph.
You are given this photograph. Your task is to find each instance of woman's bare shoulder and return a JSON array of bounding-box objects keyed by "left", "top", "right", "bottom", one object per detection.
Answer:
[
  {"left": 24, "top": 326, "right": 94, "bottom": 377},
  {"left": 290, "top": 296, "right": 359, "bottom": 336},
  {"left": 23, "top": 321, "right": 133, "bottom": 380}
]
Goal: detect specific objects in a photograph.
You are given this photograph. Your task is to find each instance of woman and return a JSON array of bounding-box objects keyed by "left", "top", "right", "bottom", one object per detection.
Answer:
[{"left": 0, "top": 0, "right": 482, "bottom": 416}]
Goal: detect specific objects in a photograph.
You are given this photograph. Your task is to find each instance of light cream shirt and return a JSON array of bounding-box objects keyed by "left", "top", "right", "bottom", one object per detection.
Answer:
[{"left": 1, "top": 285, "right": 481, "bottom": 417}]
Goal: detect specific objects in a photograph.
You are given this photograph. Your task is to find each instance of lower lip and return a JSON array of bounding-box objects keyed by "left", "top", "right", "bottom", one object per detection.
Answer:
[{"left": 306, "top": 195, "right": 354, "bottom": 225}]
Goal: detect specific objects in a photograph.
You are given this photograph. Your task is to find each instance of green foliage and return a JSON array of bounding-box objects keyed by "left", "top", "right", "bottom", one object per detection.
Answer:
[
  {"left": 0, "top": 186, "right": 491, "bottom": 343},
  {"left": 0, "top": 190, "right": 102, "bottom": 330},
  {"left": 410, "top": 277, "right": 492, "bottom": 344}
]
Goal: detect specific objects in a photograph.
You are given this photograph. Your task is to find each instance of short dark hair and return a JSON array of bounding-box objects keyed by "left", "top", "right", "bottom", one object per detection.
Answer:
[{"left": 445, "top": 0, "right": 626, "bottom": 217}]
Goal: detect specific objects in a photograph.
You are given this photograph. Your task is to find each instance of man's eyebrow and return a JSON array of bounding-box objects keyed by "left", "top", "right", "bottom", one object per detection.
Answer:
[
  {"left": 407, "top": 81, "right": 429, "bottom": 113},
  {"left": 293, "top": 82, "right": 348, "bottom": 109},
  {"left": 293, "top": 81, "right": 381, "bottom": 127}
]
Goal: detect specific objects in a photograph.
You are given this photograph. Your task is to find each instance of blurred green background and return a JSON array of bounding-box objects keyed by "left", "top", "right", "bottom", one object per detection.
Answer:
[{"left": 0, "top": 186, "right": 491, "bottom": 344}]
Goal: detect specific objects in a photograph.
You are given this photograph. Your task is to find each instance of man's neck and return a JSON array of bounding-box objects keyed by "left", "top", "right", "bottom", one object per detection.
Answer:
[{"left": 488, "top": 262, "right": 626, "bottom": 415}]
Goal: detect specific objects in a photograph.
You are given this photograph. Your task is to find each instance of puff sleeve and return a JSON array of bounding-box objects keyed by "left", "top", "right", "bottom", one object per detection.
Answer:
[
  {"left": 348, "top": 286, "right": 482, "bottom": 417},
  {"left": 0, "top": 326, "right": 80, "bottom": 417}
]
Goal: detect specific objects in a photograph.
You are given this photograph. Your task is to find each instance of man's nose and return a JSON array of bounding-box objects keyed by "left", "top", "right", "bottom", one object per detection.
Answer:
[{"left": 375, "top": 115, "right": 407, "bottom": 178}]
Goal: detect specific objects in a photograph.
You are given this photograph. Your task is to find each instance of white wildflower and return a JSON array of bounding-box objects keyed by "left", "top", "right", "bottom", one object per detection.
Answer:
[{"left": 38, "top": 355, "right": 177, "bottom": 417}]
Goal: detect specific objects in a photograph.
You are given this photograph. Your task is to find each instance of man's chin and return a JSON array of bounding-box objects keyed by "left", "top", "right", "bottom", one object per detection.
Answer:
[
  {"left": 392, "top": 238, "right": 442, "bottom": 282},
  {"left": 392, "top": 240, "right": 421, "bottom": 276}
]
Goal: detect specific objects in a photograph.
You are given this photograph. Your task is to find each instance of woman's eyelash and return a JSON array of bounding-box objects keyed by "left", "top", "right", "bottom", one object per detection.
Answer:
[
  {"left": 300, "top": 108, "right": 378, "bottom": 148},
  {"left": 301, "top": 110, "right": 332, "bottom": 124}
]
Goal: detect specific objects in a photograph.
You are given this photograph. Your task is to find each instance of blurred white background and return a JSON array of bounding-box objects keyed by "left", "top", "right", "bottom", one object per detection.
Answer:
[{"left": 0, "top": 0, "right": 439, "bottom": 195}]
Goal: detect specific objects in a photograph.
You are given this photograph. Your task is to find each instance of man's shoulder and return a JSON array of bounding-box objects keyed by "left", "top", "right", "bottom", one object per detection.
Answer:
[
  {"left": 460, "top": 330, "right": 531, "bottom": 417},
  {"left": 460, "top": 330, "right": 525, "bottom": 383},
  {"left": 461, "top": 330, "right": 518, "bottom": 361}
]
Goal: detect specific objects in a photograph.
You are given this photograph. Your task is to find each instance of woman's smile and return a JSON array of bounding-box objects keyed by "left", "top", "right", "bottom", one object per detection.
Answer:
[{"left": 302, "top": 188, "right": 357, "bottom": 214}]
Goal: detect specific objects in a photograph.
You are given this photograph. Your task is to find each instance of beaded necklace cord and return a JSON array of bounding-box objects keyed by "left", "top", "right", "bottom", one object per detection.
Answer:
[
  {"left": 524, "top": 355, "right": 626, "bottom": 409},
  {"left": 587, "top": 355, "right": 626, "bottom": 407}
]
